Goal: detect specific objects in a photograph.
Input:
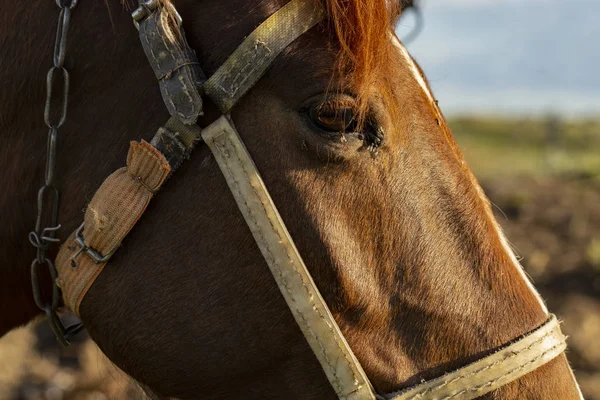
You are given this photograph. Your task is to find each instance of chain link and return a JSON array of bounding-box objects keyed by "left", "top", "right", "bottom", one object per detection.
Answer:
[
  {"left": 29, "top": 0, "right": 83, "bottom": 346},
  {"left": 44, "top": 67, "right": 70, "bottom": 129},
  {"left": 56, "top": 0, "right": 79, "bottom": 9}
]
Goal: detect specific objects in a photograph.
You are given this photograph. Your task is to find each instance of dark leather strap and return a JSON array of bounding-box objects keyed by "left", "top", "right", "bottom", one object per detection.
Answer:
[
  {"left": 137, "top": 3, "right": 206, "bottom": 124},
  {"left": 150, "top": 117, "right": 202, "bottom": 171}
]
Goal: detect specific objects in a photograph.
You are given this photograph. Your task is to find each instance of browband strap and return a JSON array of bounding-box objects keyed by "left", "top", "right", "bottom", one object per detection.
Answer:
[{"left": 203, "top": 0, "right": 325, "bottom": 113}]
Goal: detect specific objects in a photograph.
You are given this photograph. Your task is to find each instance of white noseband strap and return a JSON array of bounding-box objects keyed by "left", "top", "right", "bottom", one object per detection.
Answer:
[{"left": 383, "top": 314, "right": 565, "bottom": 400}]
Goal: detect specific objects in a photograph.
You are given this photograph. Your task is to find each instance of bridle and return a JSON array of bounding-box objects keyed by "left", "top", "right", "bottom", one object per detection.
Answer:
[
  {"left": 397, "top": 0, "right": 423, "bottom": 45},
  {"left": 29, "top": 0, "right": 567, "bottom": 399}
]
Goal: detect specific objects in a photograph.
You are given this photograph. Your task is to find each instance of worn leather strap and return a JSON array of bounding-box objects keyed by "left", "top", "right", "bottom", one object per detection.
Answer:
[
  {"left": 201, "top": 115, "right": 376, "bottom": 400},
  {"left": 150, "top": 116, "right": 203, "bottom": 171},
  {"left": 137, "top": 1, "right": 206, "bottom": 124},
  {"left": 203, "top": 0, "right": 325, "bottom": 113},
  {"left": 382, "top": 314, "right": 566, "bottom": 400}
]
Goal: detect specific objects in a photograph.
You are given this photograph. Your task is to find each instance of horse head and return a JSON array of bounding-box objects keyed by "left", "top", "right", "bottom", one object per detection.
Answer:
[{"left": 0, "top": 0, "right": 583, "bottom": 398}]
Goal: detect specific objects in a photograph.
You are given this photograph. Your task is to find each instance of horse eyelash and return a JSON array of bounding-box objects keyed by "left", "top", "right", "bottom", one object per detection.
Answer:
[
  {"left": 361, "top": 117, "right": 385, "bottom": 150},
  {"left": 303, "top": 101, "right": 384, "bottom": 152}
]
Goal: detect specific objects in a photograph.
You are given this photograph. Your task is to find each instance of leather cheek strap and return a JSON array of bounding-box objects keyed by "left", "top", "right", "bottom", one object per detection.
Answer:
[{"left": 201, "top": 115, "right": 377, "bottom": 400}]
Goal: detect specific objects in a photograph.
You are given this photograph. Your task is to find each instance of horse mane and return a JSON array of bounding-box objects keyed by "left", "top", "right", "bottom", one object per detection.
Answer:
[{"left": 322, "top": 0, "right": 400, "bottom": 123}]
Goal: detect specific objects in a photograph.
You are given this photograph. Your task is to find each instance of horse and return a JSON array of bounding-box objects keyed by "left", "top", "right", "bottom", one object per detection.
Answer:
[{"left": 0, "top": 0, "right": 583, "bottom": 398}]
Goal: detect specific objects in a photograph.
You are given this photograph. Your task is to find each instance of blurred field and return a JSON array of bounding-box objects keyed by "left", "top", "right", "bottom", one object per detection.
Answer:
[
  {"left": 0, "top": 116, "right": 598, "bottom": 399},
  {"left": 452, "top": 116, "right": 600, "bottom": 181},
  {"left": 0, "top": 322, "right": 141, "bottom": 399}
]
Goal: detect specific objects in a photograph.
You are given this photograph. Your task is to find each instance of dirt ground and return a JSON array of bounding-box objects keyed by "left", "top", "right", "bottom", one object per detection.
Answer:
[
  {"left": 0, "top": 175, "right": 598, "bottom": 399},
  {"left": 482, "top": 176, "right": 600, "bottom": 399}
]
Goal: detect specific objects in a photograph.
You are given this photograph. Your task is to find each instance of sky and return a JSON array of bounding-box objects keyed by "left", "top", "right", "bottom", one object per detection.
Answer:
[{"left": 395, "top": 0, "right": 600, "bottom": 116}]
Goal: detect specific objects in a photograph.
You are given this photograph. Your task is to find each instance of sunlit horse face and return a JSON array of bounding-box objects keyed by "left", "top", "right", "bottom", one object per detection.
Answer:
[{"left": 0, "top": 0, "right": 582, "bottom": 398}]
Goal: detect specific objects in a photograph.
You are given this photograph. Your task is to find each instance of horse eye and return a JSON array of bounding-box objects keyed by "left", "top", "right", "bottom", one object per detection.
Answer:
[{"left": 308, "top": 103, "right": 357, "bottom": 133}]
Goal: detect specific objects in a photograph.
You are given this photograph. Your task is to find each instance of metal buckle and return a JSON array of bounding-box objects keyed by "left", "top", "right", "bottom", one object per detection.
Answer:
[
  {"left": 132, "top": 0, "right": 182, "bottom": 30},
  {"left": 70, "top": 223, "right": 116, "bottom": 268}
]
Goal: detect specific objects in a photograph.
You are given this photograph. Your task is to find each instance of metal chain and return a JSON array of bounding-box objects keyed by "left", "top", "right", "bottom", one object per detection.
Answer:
[{"left": 29, "top": 0, "right": 83, "bottom": 346}]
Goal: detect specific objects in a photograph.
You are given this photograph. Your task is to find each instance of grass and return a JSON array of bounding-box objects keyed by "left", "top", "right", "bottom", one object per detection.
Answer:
[{"left": 448, "top": 116, "right": 600, "bottom": 180}]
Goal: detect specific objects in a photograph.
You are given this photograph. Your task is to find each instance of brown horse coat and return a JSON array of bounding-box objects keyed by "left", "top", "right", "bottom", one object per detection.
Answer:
[{"left": 0, "top": 0, "right": 582, "bottom": 398}]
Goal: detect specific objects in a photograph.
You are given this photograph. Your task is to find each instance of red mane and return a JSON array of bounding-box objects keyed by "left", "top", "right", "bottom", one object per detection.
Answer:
[{"left": 322, "top": 0, "right": 400, "bottom": 121}]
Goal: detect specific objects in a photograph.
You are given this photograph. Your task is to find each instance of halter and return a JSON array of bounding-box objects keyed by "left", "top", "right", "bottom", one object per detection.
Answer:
[{"left": 49, "top": 0, "right": 566, "bottom": 398}]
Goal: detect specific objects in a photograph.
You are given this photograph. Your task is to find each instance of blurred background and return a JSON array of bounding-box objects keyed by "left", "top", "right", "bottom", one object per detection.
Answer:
[{"left": 1, "top": 0, "right": 599, "bottom": 399}]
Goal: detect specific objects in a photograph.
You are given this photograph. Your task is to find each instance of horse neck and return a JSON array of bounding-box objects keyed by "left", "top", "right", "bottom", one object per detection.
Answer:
[
  {"left": 0, "top": 0, "right": 166, "bottom": 336},
  {"left": 0, "top": 1, "right": 60, "bottom": 335}
]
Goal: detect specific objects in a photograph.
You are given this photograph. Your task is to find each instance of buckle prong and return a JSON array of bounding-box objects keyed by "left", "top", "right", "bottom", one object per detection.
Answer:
[
  {"left": 70, "top": 223, "right": 116, "bottom": 268},
  {"left": 132, "top": 0, "right": 182, "bottom": 30}
]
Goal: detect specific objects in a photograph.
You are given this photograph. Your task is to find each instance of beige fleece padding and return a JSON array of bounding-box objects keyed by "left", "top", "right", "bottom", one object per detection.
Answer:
[{"left": 55, "top": 141, "right": 171, "bottom": 314}]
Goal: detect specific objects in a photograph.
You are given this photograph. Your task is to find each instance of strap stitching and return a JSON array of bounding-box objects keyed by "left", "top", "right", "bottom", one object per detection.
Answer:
[
  {"left": 211, "top": 134, "right": 342, "bottom": 394},
  {"left": 439, "top": 341, "right": 564, "bottom": 399},
  {"left": 156, "top": 22, "right": 195, "bottom": 120},
  {"left": 216, "top": 40, "right": 272, "bottom": 99},
  {"left": 404, "top": 329, "right": 559, "bottom": 399}
]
